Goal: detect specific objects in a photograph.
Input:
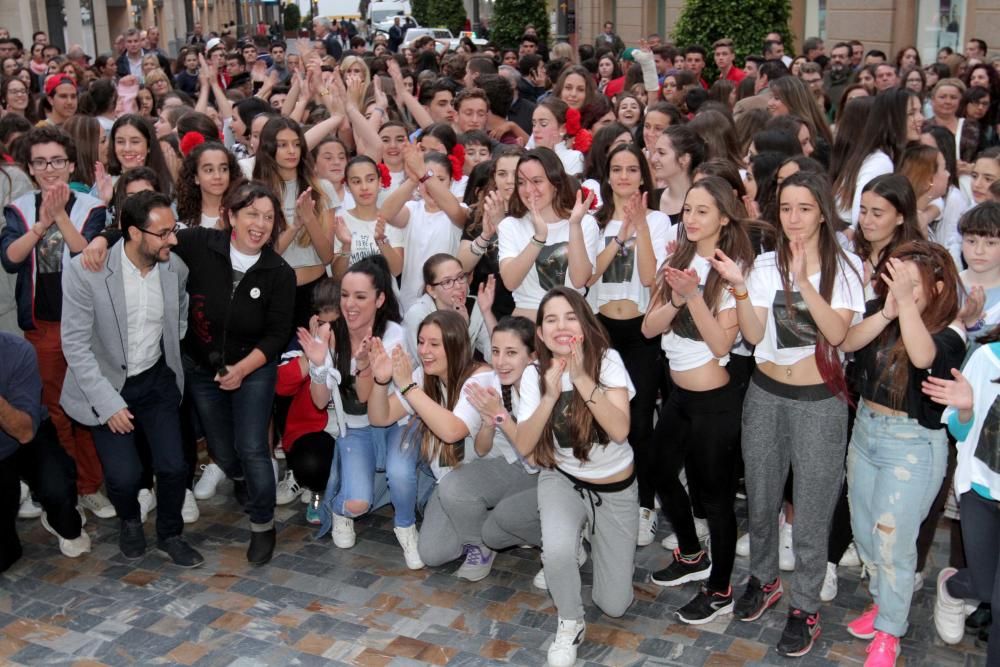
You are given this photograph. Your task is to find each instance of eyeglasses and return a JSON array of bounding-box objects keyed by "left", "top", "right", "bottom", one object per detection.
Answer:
[
  {"left": 29, "top": 157, "right": 68, "bottom": 171},
  {"left": 431, "top": 273, "right": 469, "bottom": 289},
  {"left": 137, "top": 224, "right": 180, "bottom": 240}
]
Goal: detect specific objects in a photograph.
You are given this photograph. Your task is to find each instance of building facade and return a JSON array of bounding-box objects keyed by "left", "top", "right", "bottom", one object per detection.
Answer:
[{"left": 573, "top": 0, "right": 1000, "bottom": 61}]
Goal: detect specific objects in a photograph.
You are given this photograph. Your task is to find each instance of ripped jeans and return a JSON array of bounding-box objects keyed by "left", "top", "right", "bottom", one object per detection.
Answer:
[{"left": 847, "top": 400, "right": 947, "bottom": 637}]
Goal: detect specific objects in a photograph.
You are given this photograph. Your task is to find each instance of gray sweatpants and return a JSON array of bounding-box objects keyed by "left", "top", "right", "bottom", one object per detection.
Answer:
[
  {"left": 741, "top": 372, "right": 848, "bottom": 614},
  {"left": 538, "top": 468, "right": 638, "bottom": 621},
  {"left": 418, "top": 457, "right": 538, "bottom": 566}
]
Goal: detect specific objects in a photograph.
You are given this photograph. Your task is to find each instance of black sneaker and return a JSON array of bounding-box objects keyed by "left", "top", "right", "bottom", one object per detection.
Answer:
[
  {"left": 651, "top": 548, "right": 712, "bottom": 587},
  {"left": 157, "top": 536, "right": 205, "bottom": 568},
  {"left": 247, "top": 527, "right": 276, "bottom": 565},
  {"left": 966, "top": 602, "right": 992, "bottom": 634},
  {"left": 676, "top": 585, "right": 734, "bottom": 625},
  {"left": 776, "top": 608, "right": 821, "bottom": 657},
  {"left": 119, "top": 518, "right": 146, "bottom": 560},
  {"left": 733, "top": 576, "right": 783, "bottom": 622}
]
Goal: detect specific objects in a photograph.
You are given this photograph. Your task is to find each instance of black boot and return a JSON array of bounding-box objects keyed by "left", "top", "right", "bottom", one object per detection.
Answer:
[{"left": 247, "top": 527, "right": 275, "bottom": 565}]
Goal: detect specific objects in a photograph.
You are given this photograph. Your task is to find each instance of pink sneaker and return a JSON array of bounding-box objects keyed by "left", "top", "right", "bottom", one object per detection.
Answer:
[
  {"left": 864, "top": 631, "right": 898, "bottom": 667},
  {"left": 847, "top": 604, "right": 879, "bottom": 640}
]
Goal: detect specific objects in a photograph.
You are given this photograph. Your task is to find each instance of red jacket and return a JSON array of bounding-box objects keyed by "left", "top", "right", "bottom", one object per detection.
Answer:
[{"left": 275, "top": 352, "right": 329, "bottom": 453}]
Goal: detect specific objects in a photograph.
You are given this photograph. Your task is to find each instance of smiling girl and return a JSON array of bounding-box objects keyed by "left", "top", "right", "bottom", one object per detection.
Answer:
[{"left": 175, "top": 141, "right": 243, "bottom": 229}]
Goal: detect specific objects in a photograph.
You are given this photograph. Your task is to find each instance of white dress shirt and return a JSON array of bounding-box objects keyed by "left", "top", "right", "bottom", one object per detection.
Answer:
[{"left": 121, "top": 245, "right": 164, "bottom": 377}]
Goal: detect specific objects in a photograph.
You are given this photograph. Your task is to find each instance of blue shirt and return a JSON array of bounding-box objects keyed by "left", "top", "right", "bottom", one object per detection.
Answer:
[{"left": 0, "top": 332, "right": 42, "bottom": 460}]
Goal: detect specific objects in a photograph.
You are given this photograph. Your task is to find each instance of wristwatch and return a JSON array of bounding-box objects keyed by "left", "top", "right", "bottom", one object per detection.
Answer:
[
  {"left": 493, "top": 412, "right": 507, "bottom": 426},
  {"left": 419, "top": 170, "right": 433, "bottom": 184}
]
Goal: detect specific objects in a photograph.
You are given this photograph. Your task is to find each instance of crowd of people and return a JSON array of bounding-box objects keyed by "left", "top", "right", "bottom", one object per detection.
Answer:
[{"left": 0, "top": 18, "right": 999, "bottom": 667}]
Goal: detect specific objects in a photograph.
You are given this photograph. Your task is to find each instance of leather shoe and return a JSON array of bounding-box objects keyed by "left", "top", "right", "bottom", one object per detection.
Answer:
[{"left": 247, "top": 527, "right": 275, "bottom": 565}]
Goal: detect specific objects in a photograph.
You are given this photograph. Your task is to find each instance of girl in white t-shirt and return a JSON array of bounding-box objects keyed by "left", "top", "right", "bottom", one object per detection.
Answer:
[
  {"left": 512, "top": 287, "right": 637, "bottom": 667},
  {"left": 641, "top": 176, "right": 756, "bottom": 625},
  {"left": 332, "top": 156, "right": 405, "bottom": 279},
  {"left": 531, "top": 98, "right": 586, "bottom": 177},
  {"left": 304, "top": 259, "right": 419, "bottom": 569},
  {"left": 712, "top": 171, "right": 864, "bottom": 657},
  {"left": 380, "top": 145, "right": 468, "bottom": 311},
  {"left": 175, "top": 141, "right": 241, "bottom": 230},
  {"left": 312, "top": 136, "right": 352, "bottom": 211},
  {"left": 498, "top": 148, "right": 601, "bottom": 321},
  {"left": 366, "top": 310, "right": 489, "bottom": 566},
  {"left": 589, "top": 142, "right": 670, "bottom": 545}
]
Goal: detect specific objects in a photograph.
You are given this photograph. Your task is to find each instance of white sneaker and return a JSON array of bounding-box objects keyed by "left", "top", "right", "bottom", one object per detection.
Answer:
[
  {"left": 735, "top": 532, "right": 751, "bottom": 557},
  {"left": 637, "top": 507, "right": 657, "bottom": 547},
  {"left": 331, "top": 512, "right": 356, "bottom": 548},
  {"left": 79, "top": 491, "right": 117, "bottom": 519},
  {"left": 193, "top": 463, "right": 225, "bottom": 500},
  {"left": 934, "top": 567, "right": 966, "bottom": 644},
  {"left": 547, "top": 617, "right": 586, "bottom": 667},
  {"left": 181, "top": 489, "right": 199, "bottom": 524},
  {"left": 275, "top": 470, "right": 301, "bottom": 506},
  {"left": 394, "top": 524, "right": 424, "bottom": 570},
  {"left": 778, "top": 522, "right": 795, "bottom": 571},
  {"left": 138, "top": 488, "right": 156, "bottom": 523},
  {"left": 839, "top": 542, "right": 862, "bottom": 568},
  {"left": 661, "top": 516, "right": 710, "bottom": 550},
  {"left": 534, "top": 536, "right": 588, "bottom": 590},
  {"left": 41, "top": 510, "right": 91, "bottom": 558},
  {"left": 274, "top": 445, "right": 285, "bottom": 460},
  {"left": 820, "top": 562, "right": 838, "bottom": 602},
  {"left": 18, "top": 481, "right": 41, "bottom": 519},
  {"left": 301, "top": 487, "right": 313, "bottom": 504}
]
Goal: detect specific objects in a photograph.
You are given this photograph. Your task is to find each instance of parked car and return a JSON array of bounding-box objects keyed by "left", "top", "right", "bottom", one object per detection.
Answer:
[{"left": 399, "top": 27, "right": 488, "bottom": 53}]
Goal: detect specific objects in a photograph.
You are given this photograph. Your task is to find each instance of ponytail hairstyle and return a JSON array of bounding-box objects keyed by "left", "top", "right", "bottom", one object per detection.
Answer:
[
  {"left": 776, "top": 171, "right": 861, "bottom": 401},
  {"left": 407, "top": 309, "right": 484, "bottom": 468},
  {"left": 662, "top": 125, "right": 706, "bottom": 178},
  {"left": 493, "top": 315, "right": 537, "bottom": 417},
  {"left": 658, "top": 176, "right": 754, "bottom": 312},
  {"left": 533, "top": 287, "right": 611, "bottom": 467},
  {"left": 872, "top": 240, "right": 961, "bottom": 407}
]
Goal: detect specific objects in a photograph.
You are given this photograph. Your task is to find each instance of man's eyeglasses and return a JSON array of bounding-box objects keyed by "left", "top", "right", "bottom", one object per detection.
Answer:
[
  {"left": 431, "top": 273, "right": 469, "bottom": 289},
  {"left": 137, "top": 225, "right": 180, "bottom": 240},
  {"left": 29, "top": 157, "right": 68, "bottom": 171}
]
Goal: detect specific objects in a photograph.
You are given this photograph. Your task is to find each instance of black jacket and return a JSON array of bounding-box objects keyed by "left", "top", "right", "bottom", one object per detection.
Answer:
[{"left": 173, "top": 227, "right": 296, "bottom": 370}]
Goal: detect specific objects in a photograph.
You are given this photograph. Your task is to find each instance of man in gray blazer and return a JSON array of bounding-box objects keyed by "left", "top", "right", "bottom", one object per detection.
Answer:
[{"left": 61, "top": 191, "right": 202, "bottom": 567}]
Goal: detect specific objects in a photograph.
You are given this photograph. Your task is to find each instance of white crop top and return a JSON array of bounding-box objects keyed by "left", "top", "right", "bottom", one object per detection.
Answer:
[
  {"left": 498, "top": 214, "right": 601, "bottom": 311},
  {"left": 747, "top": 251, "right": 864, "bottom": 366},
  {"left": 593, "top": 211, "right": 671, "bottom": 312},
  {"left": 331, "top": 321, "right": 407, "bottom": 430},
  {"left": 661, "top": 254, "right": 735, "bottom": 372},
  {"left": 517, "top": 349, "right": 635, "bottom": 481}
]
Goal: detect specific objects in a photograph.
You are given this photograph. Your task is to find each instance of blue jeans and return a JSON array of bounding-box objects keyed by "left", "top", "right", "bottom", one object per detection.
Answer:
[
  {"left": 330, "top": 422, "right": 419, "bottom": 527},
  {"left": 184, "top": 356, "right": 277, "bottom": 526},
  {"left": 847, "top": 400, "right": 947, "bottom": 637}
]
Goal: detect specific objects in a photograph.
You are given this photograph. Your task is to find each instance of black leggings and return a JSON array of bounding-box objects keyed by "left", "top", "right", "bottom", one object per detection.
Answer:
[
  {"left": 286, "top": 432, "right": 335, "bottom": 493},
  {"left": 599, "top": 313, "right": 662, "bottom": 510},
  {"left": 654, "top": 379, "right": 742, "bottom": 592}
]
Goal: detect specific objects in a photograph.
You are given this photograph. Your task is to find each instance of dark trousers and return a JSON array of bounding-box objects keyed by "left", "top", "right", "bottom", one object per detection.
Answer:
[
  {"left": 0, "top": 419, "right": 81, "bottom": 572},
  {"left": 655, "top": 380, "right": 742, "bottom": 591},
  {"left": 287, "top": 432, "right": 335, "bottom": 493},
  {"left": 90, "top": 359, "right": 186, "bottom": 541},
  {"left": 945, "top": 491, "right": 1000, "bottom": 666},
  {"left": 185, "top": 356, "right": 278, "bottom": 525},
  {"left": 599, "top": 313, "right": 662, "bottom": 509}
]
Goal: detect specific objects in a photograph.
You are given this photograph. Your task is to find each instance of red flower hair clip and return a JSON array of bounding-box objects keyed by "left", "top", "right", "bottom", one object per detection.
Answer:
[
  {"left": 377, "top": 162, "right": 392, "bottom": 189},
  {"left": 573, "top": 129, "right": 592, "bottom": 153},
  {"left": 580, "top": 186, "right": 599, "bottom": 211},
  {"left": 179, "top": 131, "right": 206, "bottom": 157},
  {"left": 449, "top": 144, "right": 465, "bottom": 181},
  {"left": 564, "top": 107, "right": 582, "bottom": 137}
]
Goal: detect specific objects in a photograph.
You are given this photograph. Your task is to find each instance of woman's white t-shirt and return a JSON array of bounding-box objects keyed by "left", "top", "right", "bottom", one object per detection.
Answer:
[
  {"left": 199, "top": 213, "right": 220, "bottom": 229},
  {"left": 397, "top": 200, "right": 464, "bottom": 311},
  {"left": 517, "top": 349, "right": 635, "bottom": 481},
  {"left": 334, "top": 209, "right": 405, "bottom": 266},
  {"left": 334, "top": 321, "right": 408, "bottom": 429},
  {"left": 746, "top": 251, "right": 864, "bottom": 366},
  {"left": 593, "top": 212, "right": 672, "bottom": 312},
  {"left": 453, "top": 370, "right": 536, "bottom": 472},
  {"left": 661, "top": 253, "right": 735, "bottom": 372},
  {"left": 498, "top": 214, "right": 601, "bottom": 311}
]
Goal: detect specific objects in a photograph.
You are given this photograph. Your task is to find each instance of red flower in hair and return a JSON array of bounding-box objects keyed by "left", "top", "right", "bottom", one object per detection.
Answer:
[
  {"left": 573, "top": 129, "right": 592, "bottom": 154},
  {"left": 564, "top": 107, "right": 581, "bottom": 137},
  {"left": 448, "top": 144, "right": 465, "bottom": 181},
  {"left": 179, "top": 131, "right": 206, "bottom": 157},
  {"left": 580, "top": 186, "right": 599, "bottom": 211},
  {"left": 377, "top": 162, "right": 392, "bottom": 189}
]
